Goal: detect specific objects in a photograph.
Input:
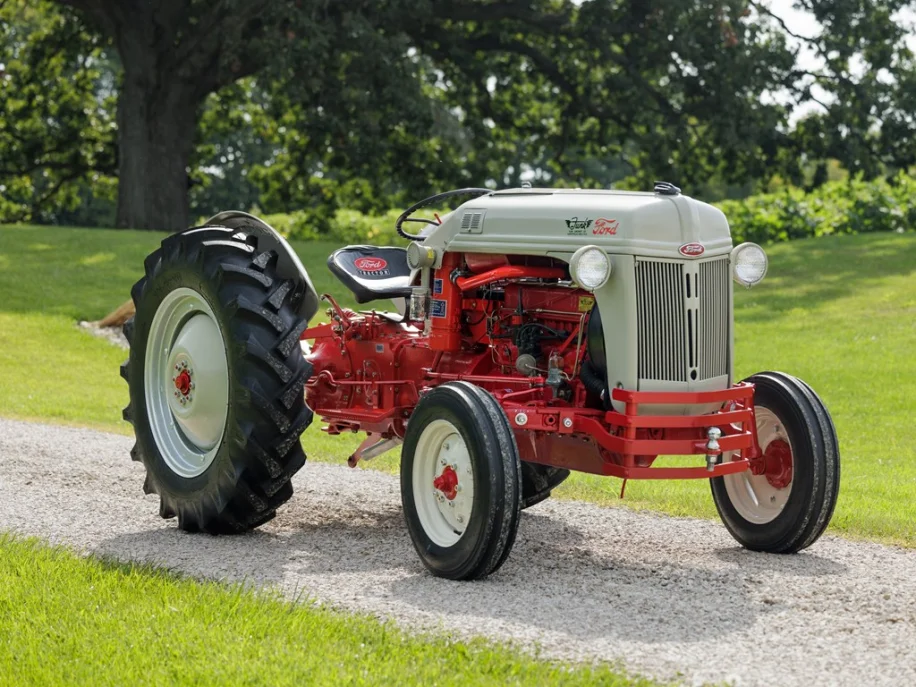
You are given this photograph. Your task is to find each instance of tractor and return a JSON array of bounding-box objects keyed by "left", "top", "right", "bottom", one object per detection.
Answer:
[{"left": 121, "top": 184, "right": 840, "bottom": 580}]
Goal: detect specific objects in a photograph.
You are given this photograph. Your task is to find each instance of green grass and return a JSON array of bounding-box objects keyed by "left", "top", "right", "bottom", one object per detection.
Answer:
[
  {"left": 0, "top": 534, "right": 647, "bottom": 687},
  {"left": 1, "top": 224, "right": 915, "bottom": 547}
]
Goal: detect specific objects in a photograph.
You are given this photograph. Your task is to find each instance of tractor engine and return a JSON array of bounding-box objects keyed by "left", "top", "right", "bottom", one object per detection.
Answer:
[
  {"left": 461, "top": 279, "right": 595, "bottom": 396},
  {"left": 304, "top": 255, "right": 598, "bottom": 443}
]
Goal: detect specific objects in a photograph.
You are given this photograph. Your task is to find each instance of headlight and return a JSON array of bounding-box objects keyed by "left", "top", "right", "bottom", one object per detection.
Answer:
[
  {"left": 570, "top": 245, "right": 612, "bottom": 291},
  {"left": 731, "top": 242, "right": 767, "bottom": 287}
]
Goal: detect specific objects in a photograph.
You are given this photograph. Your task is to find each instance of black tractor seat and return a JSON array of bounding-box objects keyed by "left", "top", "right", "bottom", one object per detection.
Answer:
[{"left": 327, "top": 245, "right": 413, "bottom": 304}]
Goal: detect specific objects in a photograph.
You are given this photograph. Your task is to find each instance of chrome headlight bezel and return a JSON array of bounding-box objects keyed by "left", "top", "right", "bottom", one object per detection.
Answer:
[
  {"left": 731, "top": 242, "right": 768, "bottom": 287},
  {"left": 569, "top": 245, "right": 612, "bottom": 291}
]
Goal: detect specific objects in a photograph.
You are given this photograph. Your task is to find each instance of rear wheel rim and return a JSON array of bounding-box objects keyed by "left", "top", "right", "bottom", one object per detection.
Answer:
[
  {"left": 723, "top": 407, "right": 794, "bottom": 524},
  {"left": 412, "top": 419, "right": 475, "bottom": 547},
  {"left": 144, "top": 287, "right": 229, "bottom": 478}
]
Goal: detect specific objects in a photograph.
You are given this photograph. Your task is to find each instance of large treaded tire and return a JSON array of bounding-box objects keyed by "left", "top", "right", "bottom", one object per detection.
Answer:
[
  {"left": 121, "top": 226, "right": 313, "bottom": 533},
  {"left": 401, "top": 382, "right": 523, "bottom": 580},
  {"left": 711, "top": 371, "right": 840, "bottom": 553}
]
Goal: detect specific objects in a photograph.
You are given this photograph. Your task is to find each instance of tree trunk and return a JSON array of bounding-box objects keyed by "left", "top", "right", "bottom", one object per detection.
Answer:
[{"left": 115, "top": 63, "right": 203, "bottom": 231}]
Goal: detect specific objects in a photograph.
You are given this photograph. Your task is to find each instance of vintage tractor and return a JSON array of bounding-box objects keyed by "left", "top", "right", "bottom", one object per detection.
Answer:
[{"left": 121, "top": 184, "right": 840, "bottom": 580}]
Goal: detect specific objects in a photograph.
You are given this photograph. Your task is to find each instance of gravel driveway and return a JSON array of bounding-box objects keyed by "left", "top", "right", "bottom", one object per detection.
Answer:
[{"left": 1, "top": 417, "right": 914, "bottom": 686}]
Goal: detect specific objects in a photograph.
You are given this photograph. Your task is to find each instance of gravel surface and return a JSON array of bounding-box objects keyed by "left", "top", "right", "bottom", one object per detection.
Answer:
[{"left": 1, "top": 417, "right": 914, "bottom": 686}]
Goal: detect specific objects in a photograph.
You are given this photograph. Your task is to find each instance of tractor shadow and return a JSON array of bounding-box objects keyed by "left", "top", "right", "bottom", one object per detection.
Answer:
[
  {"left": 95, "top": 499, "right": 848, "bottom": 647},
  {"left": 383, "top": 511, "right": 847, "bottom": 644}
]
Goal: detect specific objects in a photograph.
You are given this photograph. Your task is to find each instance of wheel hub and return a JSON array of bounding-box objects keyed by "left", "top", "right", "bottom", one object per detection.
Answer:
[
  {"left": 721, "top": 407, "right": 795, "bottom": 525},
  {"left": 433, "top": 465, "right": 459, "bottom": 500},
  {"left": 412, "top": 421, "right": 475, "bottom": 547},
  {"left": 762, "top": 439, "right": 793, "bottom": 489},
  {"left": 145, "top": 288, "right": 229, "bottom": 479},
  {"left": 171, "top": 361, "right": 194, "bottom": 405}
]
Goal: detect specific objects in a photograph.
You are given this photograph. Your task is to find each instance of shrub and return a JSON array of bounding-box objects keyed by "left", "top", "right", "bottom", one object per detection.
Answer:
[
  {"left": 264, "top": 173, "right": 916, "bottom": 246},
  {"left": 716, "top": 174, "right": 916, "bottom": 244}
]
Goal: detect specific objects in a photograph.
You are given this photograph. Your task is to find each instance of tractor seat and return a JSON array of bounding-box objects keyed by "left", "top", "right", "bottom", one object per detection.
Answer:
[{"left": 327, "top": 245, "right": 413, "bottom": 304}]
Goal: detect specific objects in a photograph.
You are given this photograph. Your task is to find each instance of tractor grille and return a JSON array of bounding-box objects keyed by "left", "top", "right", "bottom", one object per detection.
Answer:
[
  {"left": 635, "top": 260, "right": 688, "bottom": 382},
  {"left": 635, "top": 257, "right": 729, "bottom": 383},
  {"left": 697, "top": 258, "right": 730, "bottom": 379}
]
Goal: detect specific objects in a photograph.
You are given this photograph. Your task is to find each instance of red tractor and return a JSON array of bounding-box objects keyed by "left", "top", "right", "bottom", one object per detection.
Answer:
[{"left": 122, "top": 185, "right": 840, "bottom": 580}]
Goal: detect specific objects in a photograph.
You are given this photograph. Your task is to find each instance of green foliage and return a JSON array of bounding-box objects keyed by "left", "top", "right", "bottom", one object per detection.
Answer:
[
  {"left": 260, "top": 174, "right": 916, "bottom": 248},
  {"left": 0, "top": 0, "right": 116, "bottom": 224},
  {"left": 263, "top": 208, "right": 407, "bottom": 245},
  {"left": 11, "top": 0, "right": 913, "bottom": 230},
  {"left": 718, "top": 174, "right": 916, "bottom": 244},
  {"left": 0, "top": 535, "right": 648, "bottom": 686}
]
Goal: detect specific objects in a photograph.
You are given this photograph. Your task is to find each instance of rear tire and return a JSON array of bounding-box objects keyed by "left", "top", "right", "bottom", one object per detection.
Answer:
[
  {"left": 401, "top": 382, "right": 522, "bottom": 580},
  {"left": 121, "top": 227, "right": 313, "bottom": 533},
  {"left": 711, "top": 371, "right": 840, "bottom": 553}
]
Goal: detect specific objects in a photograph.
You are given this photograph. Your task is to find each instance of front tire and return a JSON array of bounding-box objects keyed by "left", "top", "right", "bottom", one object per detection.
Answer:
[
  {"left": 401, "top": 382, "right": 522, "bottom": 580},
  {"left": 121, "top": 227, "right": 313, "bottom": 533},
  {"left": 711, "top": 372, "right": 840, "bottom": 553}
]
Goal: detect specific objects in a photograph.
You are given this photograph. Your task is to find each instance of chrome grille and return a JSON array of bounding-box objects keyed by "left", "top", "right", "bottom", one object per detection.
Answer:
[
  {"left": 635, "top": 257, "right": 729, "bottom": 383},
  {"left": 698, "top": 258, "right": 730, "bottom": 379},
  {"left": 635, "top": 260, "right": 688, "bottom": 382}
]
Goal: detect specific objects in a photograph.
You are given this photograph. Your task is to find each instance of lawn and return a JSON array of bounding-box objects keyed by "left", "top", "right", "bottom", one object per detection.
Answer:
[
  {"left": 0, "top": 534, "right": 646, "bottom": 687},
  {"left": 1, "top": 224, "right": 915, "bottom": 546}
]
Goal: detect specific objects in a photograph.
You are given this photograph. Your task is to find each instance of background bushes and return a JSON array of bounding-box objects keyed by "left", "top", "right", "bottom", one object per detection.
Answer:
[
  {"left": 263, "top": 174, "right": 916, "bottom": 246},
  {"left": 718, "top": 174, "right": 916, "bottom": 244}
]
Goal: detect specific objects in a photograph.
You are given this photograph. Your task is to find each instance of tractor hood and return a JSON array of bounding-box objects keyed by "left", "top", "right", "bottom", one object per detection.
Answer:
[{"left": 427, "top": 188, "right": 733, "bottom": 260}]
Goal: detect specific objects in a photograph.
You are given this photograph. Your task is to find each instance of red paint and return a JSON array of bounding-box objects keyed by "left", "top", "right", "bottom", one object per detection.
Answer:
[
  {"left": 464, "top": 252, "right": 509, "bottom": 273},
  {"left": 429, "top": 252, "right": 463, "bottom": 351},
  {"left": 303, "top": 250, "right": 763, "bottom": 482},
  {"left": 433, "top": 465, "right": 459, "bottom": 500},
  {"left": 592, "top": 218, "right": 619, "bottom": 235},
  {"left": 678, "top": 243, "right": 705, "bottom": 257},
  {"left": 354, "top": 257, "right": 388, "bottom": 272},
  {"left": 761, "top": 439, "right": 793, "bottom": 489},
  {"left": 174, "top": 370, "right": 191, "bottom": 396},
  {"left": 455, "top": 266, "right": 565, "bottom": 292}
]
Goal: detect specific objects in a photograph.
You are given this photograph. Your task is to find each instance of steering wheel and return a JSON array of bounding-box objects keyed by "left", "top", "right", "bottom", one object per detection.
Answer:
[{"left": 395, "top": 188, "right": 492, "bottom": 241}]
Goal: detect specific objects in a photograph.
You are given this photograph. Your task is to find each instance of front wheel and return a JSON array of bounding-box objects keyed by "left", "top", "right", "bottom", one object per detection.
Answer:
[
  {"left": 711, "top": 372, "right": 840, "bottom": 553},
  {"left": 401, "top": 382, "right": 522, "bottom": 580}
]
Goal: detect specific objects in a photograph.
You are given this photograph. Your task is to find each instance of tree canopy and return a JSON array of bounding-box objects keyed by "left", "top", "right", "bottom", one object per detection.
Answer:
[{"left": 1, "top": 0, "right": 915, "bottom": 230}]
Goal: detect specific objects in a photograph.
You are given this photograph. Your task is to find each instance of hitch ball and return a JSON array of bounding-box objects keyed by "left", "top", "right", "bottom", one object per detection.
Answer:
[{"left": 705, "top": 427, "right": 722, "bottom": 472}]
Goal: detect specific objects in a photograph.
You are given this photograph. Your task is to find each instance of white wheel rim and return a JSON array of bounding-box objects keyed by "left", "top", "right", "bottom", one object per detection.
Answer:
[
  {"left": 412, "top": 419, "right": 475, "bottom": 547},
  {"left": 723, "top": 407, "right": 794, "bottom": 524},
  {"left": 144, "top": 287, "right": 229, "bottom": 478}
]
